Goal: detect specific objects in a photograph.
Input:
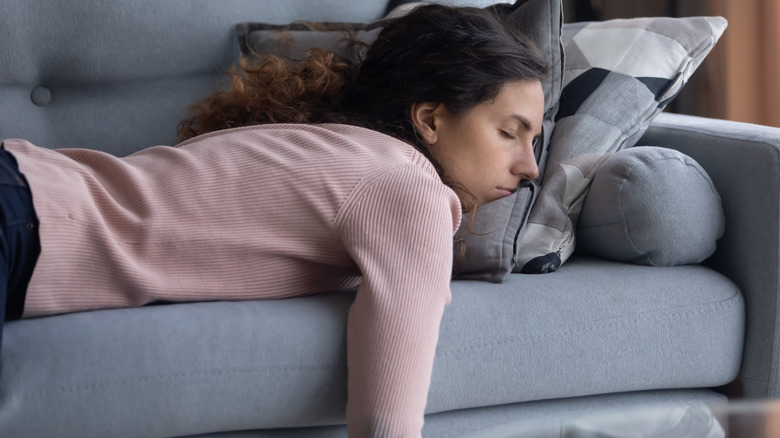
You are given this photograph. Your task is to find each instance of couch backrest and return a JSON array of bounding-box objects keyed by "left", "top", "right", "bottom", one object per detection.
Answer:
[{"left": 0, "top": 0, "right": 496, "bottom": 156}]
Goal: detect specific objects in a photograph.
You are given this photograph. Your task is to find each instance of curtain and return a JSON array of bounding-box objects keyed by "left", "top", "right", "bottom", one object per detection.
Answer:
[{"left": 708, "top": 0, "right": 780, "bottom": 127}]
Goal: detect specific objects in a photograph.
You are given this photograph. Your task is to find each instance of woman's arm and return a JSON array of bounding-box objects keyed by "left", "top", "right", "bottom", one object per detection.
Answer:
[{"left": 337, "top": 164, "right": 461, "bottom": 438}]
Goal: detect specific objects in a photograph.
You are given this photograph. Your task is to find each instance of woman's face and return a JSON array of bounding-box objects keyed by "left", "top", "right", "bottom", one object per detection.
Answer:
[{"left": 425, "top": 79, "right": 544, "bottom": 210}]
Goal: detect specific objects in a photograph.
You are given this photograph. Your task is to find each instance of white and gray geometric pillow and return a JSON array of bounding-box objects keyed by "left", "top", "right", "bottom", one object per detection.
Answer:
[{"left": 515, "top": 15, "right": 727, "bottom": 273}]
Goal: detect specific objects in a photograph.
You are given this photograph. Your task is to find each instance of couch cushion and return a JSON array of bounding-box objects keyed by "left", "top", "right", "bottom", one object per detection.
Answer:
[
  {"left": 192, "top": 389, "right": 728, "bottom": 437},
  {"left": 0, "top": 257, "right": 743, "bottom": 438},
  {"left": 0, "top": 0, "right": 386, "bottom": 155},
  {"left": 431, "top": 256, "right": 743, "bottom": 412}
]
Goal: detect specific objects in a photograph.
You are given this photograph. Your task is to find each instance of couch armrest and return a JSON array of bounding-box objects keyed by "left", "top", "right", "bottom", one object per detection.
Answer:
[{"left": 640, "top": 112, "right": 780, "bottom": 399}]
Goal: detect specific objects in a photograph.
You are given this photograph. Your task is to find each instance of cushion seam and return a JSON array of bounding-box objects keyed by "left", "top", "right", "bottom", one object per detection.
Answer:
[
  {"left": 436, "top": 294, "right": 740, "bottom": 359},
  {"left": 15, "top": 363, "right": 345, "bottom": 399}
]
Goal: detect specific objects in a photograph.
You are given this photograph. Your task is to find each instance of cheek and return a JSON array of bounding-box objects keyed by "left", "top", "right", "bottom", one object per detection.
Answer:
[
  {"left": 434, "top": 134, "right": 473, "bottom": 172},
  {"left": 435, "top": 125, "right": 502, "bottom": 183},
  {"left": 471, "top": 143, "right": 508, "bottom": 173},
  {"left": 450, "top": 148, "right": 500, "bottom": 191},
  {"left": 447, "top": 143, "right": 486, "bottom": 178}
]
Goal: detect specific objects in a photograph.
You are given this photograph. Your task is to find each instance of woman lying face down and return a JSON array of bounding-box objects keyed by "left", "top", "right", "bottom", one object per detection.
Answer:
[{"left": 0, "top": 4, "right": 547, "bottom": 438}]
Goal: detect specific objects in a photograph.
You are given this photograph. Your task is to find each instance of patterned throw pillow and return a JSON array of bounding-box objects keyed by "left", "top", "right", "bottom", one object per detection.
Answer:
[
  {"left": 515, "top": 16, "right": 727, "bottom": 274},
  {"left": 236, "top": 0, "right": 564, "bottom": 283}
]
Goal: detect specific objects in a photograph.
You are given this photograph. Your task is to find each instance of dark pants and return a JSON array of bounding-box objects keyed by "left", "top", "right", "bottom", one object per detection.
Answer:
[{"left": 0, "top": 146, "right": 41, "bottom": 352}]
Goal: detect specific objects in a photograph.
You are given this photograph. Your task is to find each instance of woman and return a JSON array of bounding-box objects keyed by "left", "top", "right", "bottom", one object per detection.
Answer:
[{"left": 0, "top": 4, "right": 546, "bottom": 437}]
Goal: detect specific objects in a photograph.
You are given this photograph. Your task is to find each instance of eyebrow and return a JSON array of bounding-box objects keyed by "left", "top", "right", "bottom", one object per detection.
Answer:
[
  {"left": 511, "top": 114, "right": 542, "bottom": 136},
  {"left": 510, "top": 114, "right": 532, "bottom": 131}
]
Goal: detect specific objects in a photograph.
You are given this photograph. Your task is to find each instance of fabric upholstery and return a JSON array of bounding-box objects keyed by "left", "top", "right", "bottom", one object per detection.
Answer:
[
  {"left": 641, "top": 112, "right": 780, "bottom": 399},
  {"left": 0, "top": 256, "right": 742, "bottom": 437},
  {"left": 515, "top": 16, "right": 727, "bottom": 273},
  {"left": 191, "top": 390, "right": 727, "bottom": 437},
  {"left": 577, "top": 146, "right": 724, "bottom": 266}
]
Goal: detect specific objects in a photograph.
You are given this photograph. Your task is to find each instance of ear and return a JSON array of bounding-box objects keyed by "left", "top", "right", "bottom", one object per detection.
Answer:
[{"left": 409, "top": 102, "right": 443, "bottom": 145}]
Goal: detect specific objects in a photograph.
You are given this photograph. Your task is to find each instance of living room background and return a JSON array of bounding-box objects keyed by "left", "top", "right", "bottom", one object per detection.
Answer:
[{"left": 564, "top": 0, "right": 780, "bottom": 128}]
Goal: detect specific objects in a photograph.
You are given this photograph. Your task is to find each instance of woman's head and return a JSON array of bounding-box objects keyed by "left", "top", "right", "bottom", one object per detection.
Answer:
[
  {"left": 178, "top": 4, "right": 548, "bottom": 209},
  {"left": 342, "top": 4, "right": 548, "bottom": 209},
  {"left": 411, "top": 79, "right": 543, "bottom": 210}
]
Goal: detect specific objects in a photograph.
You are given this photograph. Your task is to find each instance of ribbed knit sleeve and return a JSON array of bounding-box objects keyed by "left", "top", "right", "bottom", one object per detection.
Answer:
[{"left": 336, "top": 161, "right": 461, "bottom": 438}]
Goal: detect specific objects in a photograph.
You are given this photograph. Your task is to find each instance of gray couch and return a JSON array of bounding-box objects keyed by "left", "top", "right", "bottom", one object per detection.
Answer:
[{"left": 0, "top": 0, "right": 775, "bottom": 437}]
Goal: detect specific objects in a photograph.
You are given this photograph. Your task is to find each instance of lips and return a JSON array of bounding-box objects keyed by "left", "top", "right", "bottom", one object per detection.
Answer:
[{"left": 497, "top": 187, "right": 517, "bottom": 197}]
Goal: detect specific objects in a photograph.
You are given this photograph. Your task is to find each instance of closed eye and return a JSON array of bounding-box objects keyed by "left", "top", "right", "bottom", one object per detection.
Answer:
[{"left": 500, "top": 130, "right": 516, "bottom": 140}]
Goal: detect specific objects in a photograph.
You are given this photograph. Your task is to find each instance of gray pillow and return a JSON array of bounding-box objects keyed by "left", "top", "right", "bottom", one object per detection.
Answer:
[
  {"left": 577, "top": 146, "right": 724, "bottom": 266},
  {"left": 237, "top": 21, "right": 385, "bottom": 63},
  {"left": 237, "top": 0, "right": 564, "bottom": 283}
]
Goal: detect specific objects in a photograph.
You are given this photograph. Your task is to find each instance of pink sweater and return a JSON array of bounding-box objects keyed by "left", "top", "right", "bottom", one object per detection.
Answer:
[{"left": 4, "top": 124, "right": 462, "bottom": 437}]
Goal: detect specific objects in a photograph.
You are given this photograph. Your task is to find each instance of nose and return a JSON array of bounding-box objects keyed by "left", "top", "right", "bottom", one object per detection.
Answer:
[{"left": 511, "top": 141, "right": 540, "bottom": 181}]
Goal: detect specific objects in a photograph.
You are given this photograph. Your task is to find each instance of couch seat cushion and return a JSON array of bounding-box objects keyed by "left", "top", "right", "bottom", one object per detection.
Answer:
[
  {"left": 0, "top": 257, "right": 743, "bottom": 437},
  {"left": 432, "top": 256, "right": 743, "bottom": 412}
]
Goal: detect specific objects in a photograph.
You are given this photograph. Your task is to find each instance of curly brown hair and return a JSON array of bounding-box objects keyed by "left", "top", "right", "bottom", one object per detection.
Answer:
[{"left": 177, "top": 49, "right": 356, "bottom": 141}]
